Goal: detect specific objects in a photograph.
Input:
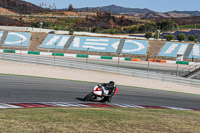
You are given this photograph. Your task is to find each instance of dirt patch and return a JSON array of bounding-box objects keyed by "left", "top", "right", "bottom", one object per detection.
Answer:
[
  {"left": 0, "top": 7, "right": 17, "bottom": 14},
  {"left": 148, "top": 40, "right": 166, "bottom": 58}
]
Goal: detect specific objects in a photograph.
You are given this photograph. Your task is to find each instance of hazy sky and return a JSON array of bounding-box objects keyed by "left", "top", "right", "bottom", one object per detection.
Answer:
[{"left": 24, "top": 0, "right": 200, "bottom": 12}]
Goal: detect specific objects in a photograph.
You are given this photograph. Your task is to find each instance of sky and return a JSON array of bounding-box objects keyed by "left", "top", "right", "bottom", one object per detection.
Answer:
[{"left": 24, "top": 0, "right": 200, "bottom": 12}]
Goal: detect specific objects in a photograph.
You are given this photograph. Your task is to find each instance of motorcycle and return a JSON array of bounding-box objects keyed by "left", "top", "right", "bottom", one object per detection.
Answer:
[{"left": 84, "top": 84, "right": 119, "bottom": 102}]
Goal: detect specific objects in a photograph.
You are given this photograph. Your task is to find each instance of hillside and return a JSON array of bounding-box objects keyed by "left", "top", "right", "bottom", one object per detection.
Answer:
[
  {"left": 166, "top": 10, "right": 200, "bottom": 16},
  {"left": 74, "top": 10, "right": 138, "bottom": 29},
  {"left": 140, "top": 12, "right": 191, "bottom": 19},
  {"left": 0, "top": 0, "right": 44, "bottom": 14},
  {"left": 76, "top": 4, "right": 200, "bottom": 18},
  {"left": 77, "top": 5, "right": 153, "bottom": 14}
]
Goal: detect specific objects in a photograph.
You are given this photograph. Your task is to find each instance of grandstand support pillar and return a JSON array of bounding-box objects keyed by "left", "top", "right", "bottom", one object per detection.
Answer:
[
  {"left": 54, "top": 42, "right": 56, "bottom": 62},
  {"left": 20, "top": 38, "right": 23, "bottom": 60},
  {"left": 157, "top": 29, "right": 161, "bottom": 40},
  {"left": 176, "top": 61, "right": 179, "bottom": 76},
  {"left": 118, "top": 54, "right": 121, "bottom": 67},
  {"left": 86, "top": 48, "right": 89, "bottom": 64}
]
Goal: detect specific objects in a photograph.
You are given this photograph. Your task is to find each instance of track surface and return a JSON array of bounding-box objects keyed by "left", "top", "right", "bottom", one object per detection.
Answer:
[{"left": 0, "top": 74, "right": 199, "bottom": 109}]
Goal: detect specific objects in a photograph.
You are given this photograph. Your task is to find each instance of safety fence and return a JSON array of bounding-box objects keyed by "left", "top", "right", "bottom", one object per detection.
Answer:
[
  {"left": 1, "top": 49, "right": 197, "bottom": 66},
  {"left": 0, "top": 52, "right": 200, "bottom": 87}
]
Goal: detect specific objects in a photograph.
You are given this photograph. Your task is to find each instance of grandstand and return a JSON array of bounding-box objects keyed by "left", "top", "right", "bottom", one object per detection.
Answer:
[
  {"left": 68, "top": 36, "right": 121, "bottom": 53},
  {"left": 3, "top": 32, "right": 31, "bottom": 47},
  {"left": 0, "top": 29, "right": 199, "bottom": 61},
  {"left": 159, "top": 42, "right": 189, "bottom": 58},
  {"left": 0, "top": 31, "right": 3, "bottom": 39},
  {"left": 189, "top": 44, "right": 200, "bottom": 59},
  {"left": 39, "top": 34, "right": 71, "bottom": 49}
]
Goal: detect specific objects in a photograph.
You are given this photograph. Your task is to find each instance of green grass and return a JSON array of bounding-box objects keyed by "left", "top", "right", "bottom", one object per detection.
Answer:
[{"left": 0, "top": 108, "right": 200, "bottom": 132}]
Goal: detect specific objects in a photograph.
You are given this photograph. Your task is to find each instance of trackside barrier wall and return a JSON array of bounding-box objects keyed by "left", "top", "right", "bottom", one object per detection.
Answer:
[
  {"left": 149, "top": 59, "right": 167, "bottom": 63},
  {"left": 28, "top": 51, "right": 40, "bottom": 55},
  {"left": 0, "top": 49, "right": 198, "bottom": 65},
  {"left": 3, "top": 49, "right": 16, "bottom": 53},
  {"left": 101, "top": 56, "right": 113, "bottom": 60},
  {"left": 77, "top": 54, "right": 88, "bottom": 58},
  {"left": 0, "top": 52, "right": 200, "bottom": 87},
  {"left": 176, "top": 61, "right": 189, "bottom": 65},
  {"left": 52, "top": 53, "right": 64, "bottom": 56}
]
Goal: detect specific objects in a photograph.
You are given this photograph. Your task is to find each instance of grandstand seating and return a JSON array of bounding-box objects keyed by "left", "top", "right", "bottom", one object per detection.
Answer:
[
  {"left": 68, "top": 36, "right": 120, "bottom": 53},
  {"left": 121, "top": 40, "right": 149, "bottom": 55},
  {"left": 3, "top": 32, "right": 31, "bottom": 47},
  {"left": 188, "top": 44, "right": 200, "bottom": 59},
  {"left": 39, "top": 34, "right": 71, "bottom": 49},
  {"left": 0, "top": 31, "right": 3, "bottom": 40},
  {"left": 159, "top": 42, "right": 189, "bottom": 57}
]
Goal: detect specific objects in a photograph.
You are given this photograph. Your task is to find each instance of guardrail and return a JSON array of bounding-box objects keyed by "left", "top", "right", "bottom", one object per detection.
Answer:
[{"left": 0, "top": 53, "right": 200, "bottom": 87}]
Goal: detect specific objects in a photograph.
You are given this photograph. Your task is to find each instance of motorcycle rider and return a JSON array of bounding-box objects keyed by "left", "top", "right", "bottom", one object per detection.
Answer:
[{"left": 101, "top": 81, "right": 116, "bottom": 96}]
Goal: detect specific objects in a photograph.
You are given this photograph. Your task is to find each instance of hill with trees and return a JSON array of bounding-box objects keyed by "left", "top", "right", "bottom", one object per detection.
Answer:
[{"left": 0, "top": 0, "right": 44, "bottom": 14}]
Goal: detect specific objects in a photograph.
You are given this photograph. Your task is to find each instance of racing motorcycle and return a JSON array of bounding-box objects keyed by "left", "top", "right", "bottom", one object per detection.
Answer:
[{"left": 84, "top": 84, "right": 119, "bottom": 102}]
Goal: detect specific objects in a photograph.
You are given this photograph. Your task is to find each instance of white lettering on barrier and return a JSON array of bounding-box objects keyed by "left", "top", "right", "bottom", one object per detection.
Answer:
[
  {"left": 0, "top": 33, "right": 2, "bottom": 39},
  {"left": 84, "top": 42, "right": 108, "bottom": 46},
  {"left": 4, "top": 32, "right": 27, "bottom": 45},
  {"left": 112, "top": 42, "right": 119, "bottom": 50},
  {"left": 83, "top": 45, "right": 105, "bottom": 50},
  {"left": 57, "top": 37, "right": 69, "bottom": 47},
  {"left": 122, "top": 40, "right": 145, "bottom": 52},
  {"left": 83, "top": 38, "right": 109, "bottom": 50},
  {"left": 86, "top": 39, "right": 109, "bottom": 42},
  {"left": 45, "top": 36, "right": 60, "bottom": 46},
  {"left": 177, "top": 44, "right": 188, "bottom": 55},
  {"left": 193, "top": 45, "right": 200, "bottom": 56},
  {"left": 73, "top": 37, "right": 80, "bottom": 47},
  {"left": 164, "top": 43, "right": 178, "bottom": 54}
]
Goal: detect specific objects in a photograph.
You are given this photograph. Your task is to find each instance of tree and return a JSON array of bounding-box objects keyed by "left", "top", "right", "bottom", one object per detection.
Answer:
[
  {"left": 145, "top": 32, "right": 152, "bottom": 40},
  {"left": 177, "top": 33, "right": 186, "bottom": 42},
  {"left": 164, "top": 34, "right": 175, "bottom": 41},
  {"left": 109, "top": 29, "right": 115, "bottom": 35},
  {"left": 188, "top": 35, "right": 195, "bottom": 42},
  {"left": 69, "top": 29, "right": 74, "bottom": 35},
  {"left": 68, "top": 4, "right": 74, "bottom": 11}
]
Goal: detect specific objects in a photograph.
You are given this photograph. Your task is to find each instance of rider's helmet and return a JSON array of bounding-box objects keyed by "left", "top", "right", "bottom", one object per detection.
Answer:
[{"left": 109, "top": 81, "right": 115, "bottom": 88}]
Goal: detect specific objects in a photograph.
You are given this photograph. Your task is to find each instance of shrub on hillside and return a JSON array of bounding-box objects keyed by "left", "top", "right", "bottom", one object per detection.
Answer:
[
  {"left": 188, "top": 35, "right": 195, "bottom": 42},
  {"left": 164, "top": 34, "right": 175, "bottom": 41},
  {"left": 145, "top": 32, "right": 152, "bottom": 39},
  {"left": 177, "top": 33, "right": 186, "bottom": 42}
]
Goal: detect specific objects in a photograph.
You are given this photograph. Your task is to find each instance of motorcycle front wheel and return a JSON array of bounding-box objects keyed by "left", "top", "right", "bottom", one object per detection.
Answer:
[
  {"left": 101, "top": 96, "right": 112, "bottom": 103},
  {"left": 84, "top": 92, "right": 96, "bottom": 101}
]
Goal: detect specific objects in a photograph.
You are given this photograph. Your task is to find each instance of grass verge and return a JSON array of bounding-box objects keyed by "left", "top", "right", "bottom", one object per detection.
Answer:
[{"left": 0, "top": 108, "right": 200, "bottom": 133}]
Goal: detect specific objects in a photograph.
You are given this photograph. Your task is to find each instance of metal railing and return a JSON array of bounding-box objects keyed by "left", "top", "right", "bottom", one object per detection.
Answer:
[
  {"left": 179, "top": 62, "right": 200, "bottom": 77},
  {"left": 0, "top": 53, "right": 200, "bottom": 87}
]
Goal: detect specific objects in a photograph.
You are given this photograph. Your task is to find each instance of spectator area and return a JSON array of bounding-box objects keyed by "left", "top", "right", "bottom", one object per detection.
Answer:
[
  {"left": 158, "top": 42, "right": 189, "bottom": 57},
  {"left": 121, "top": 40, "right": 149, "bottom": 55},
  {"left": 68, "top": 36, "right": 120, "bottom": 53},
  {"left": 39, "top": 34, "right": 71, "bottom": 49},
  {"left": 0, "top": 31, "right": 3, "bottom": 40},
  {"left": 188, "top": 44, "right": 200, "bottom": 59},
  {"left": 3, "top": 32, "right": 31, "bottom": 47}
]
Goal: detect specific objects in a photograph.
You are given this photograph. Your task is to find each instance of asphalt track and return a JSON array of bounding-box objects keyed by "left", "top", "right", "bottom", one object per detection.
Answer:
[{"left": 0, "top": 74, "right": 199, "bottom": 109}]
